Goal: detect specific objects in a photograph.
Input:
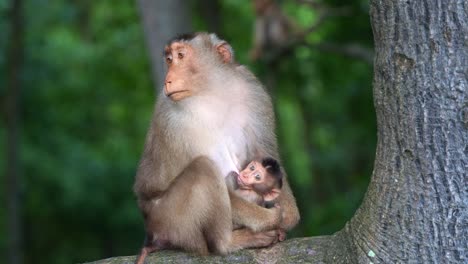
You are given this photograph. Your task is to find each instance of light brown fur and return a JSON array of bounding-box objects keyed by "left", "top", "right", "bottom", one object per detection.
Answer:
[{"left": 134, "top": 32, "right": 299, "bottom": 264}]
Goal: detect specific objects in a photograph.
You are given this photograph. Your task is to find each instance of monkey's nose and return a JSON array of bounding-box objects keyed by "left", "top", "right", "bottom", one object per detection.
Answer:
[
  {"left": 240, "top": 172, "right": 248, "bottom": 180},
  {"left": 164, "top": 81, "right": 172, "bottom": 96}
]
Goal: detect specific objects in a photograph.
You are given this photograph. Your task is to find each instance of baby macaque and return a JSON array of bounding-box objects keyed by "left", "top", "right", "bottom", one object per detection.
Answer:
[{"left": 226, "top": 157, "right": 283, "bottom": 208}]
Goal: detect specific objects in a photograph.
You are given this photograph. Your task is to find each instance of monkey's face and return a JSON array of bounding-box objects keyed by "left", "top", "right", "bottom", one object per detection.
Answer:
[
  {"left": 163, "top": 42, "right": 199, "bottom": 102},
  {"left": 238, "top": 160, "right": 281, "bottom": 202},
  {"left": 162, "top": 34, "right": 234, "bottom": 102},
  {"left": 237, "top": 161, "right": 267, "bottom": 189}
]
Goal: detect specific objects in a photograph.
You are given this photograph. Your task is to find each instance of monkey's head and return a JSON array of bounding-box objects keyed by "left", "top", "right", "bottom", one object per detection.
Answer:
[
  {"left": 238, "top": 157, "right": 283, "bottom": 202},
  {"left": 163, "top": 32, "right": 235, "bottom": 102}
]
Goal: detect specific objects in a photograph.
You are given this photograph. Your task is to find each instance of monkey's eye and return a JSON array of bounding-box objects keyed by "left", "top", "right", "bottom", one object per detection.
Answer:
[
  {"left": 250, "top": 165, "right": 255, "bottom": 171},
  {"left": 178, "top": 52, "right": 184, "bottom": 59},
  {"left": 255, "top": 174, "right": 261, "bottom": 181},
  {"left": 166, "top": 55, "right": 173, "bottom": 64}
]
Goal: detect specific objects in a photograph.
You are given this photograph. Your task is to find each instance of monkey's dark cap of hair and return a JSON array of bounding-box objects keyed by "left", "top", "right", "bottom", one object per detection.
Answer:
[
  {"left": 262, "top": 157, "right": 283, "bottom": 188},
  {"left": 167, "top": 33, "right": 197, "bottom": 46}
]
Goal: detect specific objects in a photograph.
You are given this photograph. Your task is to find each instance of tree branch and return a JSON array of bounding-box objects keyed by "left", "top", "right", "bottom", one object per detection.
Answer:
[
  {"left": 84, "top": 234, "right": 353, "bottom": 264},
  {"left": 259, "top": 2, "right": 370, "bottom": 64},
  {"left": 296, "top": 5, "right": 352, "bottom": 39}
]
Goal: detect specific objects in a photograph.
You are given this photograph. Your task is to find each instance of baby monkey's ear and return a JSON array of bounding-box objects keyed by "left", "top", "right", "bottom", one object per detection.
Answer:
[{"left": 264, "top": 188, "right": 281, "bottom": 202}]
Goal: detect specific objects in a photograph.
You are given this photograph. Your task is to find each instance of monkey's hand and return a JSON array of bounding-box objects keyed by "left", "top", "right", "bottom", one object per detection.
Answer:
[
  {"left": 252, "top": 230, "right": 281, "bottom": 247},
  {"left": 231, "top": 228, "right": 280, "bottom": 250},
  {"left": 278, "top": 228, "right": 287, "bottom": 242}
]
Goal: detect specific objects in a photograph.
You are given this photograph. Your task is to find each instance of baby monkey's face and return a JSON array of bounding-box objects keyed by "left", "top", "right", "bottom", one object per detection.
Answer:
[{"left": 237, "top": 161, "right": 266, "bottom": 189}]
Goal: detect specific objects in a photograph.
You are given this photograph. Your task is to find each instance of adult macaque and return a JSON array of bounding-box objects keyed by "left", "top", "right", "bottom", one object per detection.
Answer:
[
  {"left": 133, "top": 32, "right": 299, "bottom": 264},
  {"left": 226, "top": 157, "right": 283, "bottom": 207},
  {"left": 250, "top": 0, "right": 294, "bottom": 60}
]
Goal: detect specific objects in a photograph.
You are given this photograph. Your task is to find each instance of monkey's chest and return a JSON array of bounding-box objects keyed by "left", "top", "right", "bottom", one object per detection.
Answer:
[
  {"left": 177, "top": 99, "right": 251, "bottom": 177},
  {"left": 213, "top": 126, "right": 248, "bottom": 177},
  {"left": 197, "top": 124, "right": 248, "bottom": 177},
  {"left": 187, "top": 117, "right": 247, "bottom": 178}
]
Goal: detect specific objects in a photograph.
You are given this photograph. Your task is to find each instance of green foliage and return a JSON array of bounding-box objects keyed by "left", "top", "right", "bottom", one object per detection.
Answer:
[{"left": 0, "top": 0, "right": 375, "bottom": 263}]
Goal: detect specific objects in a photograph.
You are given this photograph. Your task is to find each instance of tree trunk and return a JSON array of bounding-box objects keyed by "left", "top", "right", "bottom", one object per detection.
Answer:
[
  {"left": 4, "top": 1, "right": 24, "bottom": 264},
  {"left": 344, "top": 0, "right": 467, "bottom": 262},
  {"left": 137, "top": 0, "right": 192, "bottom": 93},
  {"left": 88, "top": 0, "right": 467, "bottom": 263}
]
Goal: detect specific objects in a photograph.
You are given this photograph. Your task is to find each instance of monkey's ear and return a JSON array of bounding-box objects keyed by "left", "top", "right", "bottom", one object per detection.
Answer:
[
  {"left": 264, "top": 188, "right": 281, "bottom": 202},
  {"left": 216, "top": 42, "right": 234, "bottom": 63}
]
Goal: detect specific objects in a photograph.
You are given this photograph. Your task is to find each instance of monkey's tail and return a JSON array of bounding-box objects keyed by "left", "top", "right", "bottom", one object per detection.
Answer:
[
  {"left": 134, "top": 247, "right": 152, "bottom": 264},
  {"left": 135, "top": 234, "right": 160, "bottom": 264}
]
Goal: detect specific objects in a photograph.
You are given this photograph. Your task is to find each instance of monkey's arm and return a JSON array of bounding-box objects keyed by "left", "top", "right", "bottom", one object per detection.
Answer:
[
  {"left": 274, "top": 177, "right": 300, "bottom": 230},
  {"left": 134, "top": 127, "right": 157, "bottom": 199},
  {"left": 229, "top": 190, "right": 282, "bottom": 232},
  {"left": 133, "top": 122, "right": 169, "bottom": 201}
]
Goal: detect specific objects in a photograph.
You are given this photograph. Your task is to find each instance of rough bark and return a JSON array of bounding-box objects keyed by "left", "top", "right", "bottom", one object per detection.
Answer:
[
  {"left": 137, "top": 0, "right": 192, "bottom": 93},
  {"left": 88, "top": 0, "right": 467, "bottom": 263},
  {"left": 344, "top": 0, "right": 467, "bottom": 262},
  {"left": 83, "top": 236, "right": 348, "bottom": 264},
  {"left": 4, "top": 1, "right": 24, "bottom": 264}
]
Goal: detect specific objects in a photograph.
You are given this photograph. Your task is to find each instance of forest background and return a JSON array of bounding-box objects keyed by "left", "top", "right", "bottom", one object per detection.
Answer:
[{"left": 0, "top": 0, "right": 375, "bottom": 263}]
